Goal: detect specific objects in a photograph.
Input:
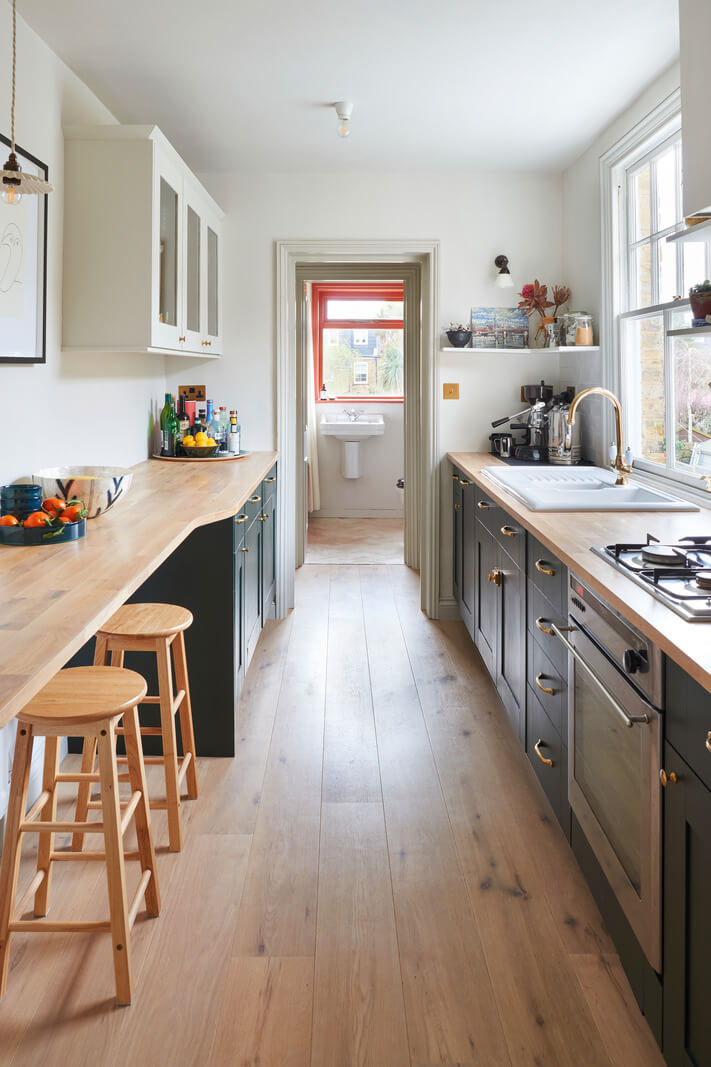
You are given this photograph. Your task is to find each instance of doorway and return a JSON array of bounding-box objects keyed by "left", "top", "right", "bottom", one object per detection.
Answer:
[{"left": 275, "top": 240, "right": 440, "bottom": 618}]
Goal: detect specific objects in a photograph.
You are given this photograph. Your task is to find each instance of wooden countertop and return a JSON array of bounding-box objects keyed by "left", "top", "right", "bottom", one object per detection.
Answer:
[
  {"left": 0, "top": 451, "right": 278, "bottom": 729},
  {"left": 448, "top": 452, "right": 711, "bottom": 695}
]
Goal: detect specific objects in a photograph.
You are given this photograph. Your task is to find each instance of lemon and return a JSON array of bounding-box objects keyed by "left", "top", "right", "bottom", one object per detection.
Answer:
[
  {"left": 182, "top": 435, "right": 195, "bottom": 446},
  {"left": 206, "top": 438, "right": 217, "bottom": 446}
]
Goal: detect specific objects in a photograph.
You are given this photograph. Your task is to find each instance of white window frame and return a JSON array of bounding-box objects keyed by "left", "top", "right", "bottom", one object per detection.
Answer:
[
  {"left": 602, "top": 88, "right": 711, "bottom": 496},
  {"left": 353, "top": 359, "right": 368, "bottom": 385}
]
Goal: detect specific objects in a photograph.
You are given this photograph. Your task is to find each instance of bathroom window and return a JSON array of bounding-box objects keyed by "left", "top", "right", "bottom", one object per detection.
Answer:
[{"left": 313, "top": 282, "right": 404, "bottom": 400}]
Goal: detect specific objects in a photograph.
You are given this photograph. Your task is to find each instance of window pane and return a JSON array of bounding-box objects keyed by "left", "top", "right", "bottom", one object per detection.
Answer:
[
  {"left": 655, "top": 146, "right": 677, "bottom": 232},
  {"left": 634, "top": 243, "right": 653, "bottom": 308},
  {"left": 657, "top": 237, "right": 677, "bottom": 303},
  {"left": 326, "top": 299, "right": 403, "bottom": 320},
  {"left": 624, "top": 315, "right": 665, "bottom": 465},
  {"left": 322, "top": 328, "right": 403, "bottom": 396},
  {"left": 633, "top": 166, "right": 651, "bottom": 241},
  {"left": 673, "top": 336, "right": 711, "bottom": 471},
  {"left": 684, "top": 241, "right": 708, "bottom": 295}
]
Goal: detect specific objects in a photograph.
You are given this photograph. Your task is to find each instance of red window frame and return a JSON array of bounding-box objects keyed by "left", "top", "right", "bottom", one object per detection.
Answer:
[{"left": 313, "top": 281, "right": 404, "bottom": 403}]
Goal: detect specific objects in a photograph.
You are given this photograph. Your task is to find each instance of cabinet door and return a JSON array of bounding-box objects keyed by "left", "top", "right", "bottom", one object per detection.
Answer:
[
  {"left": 497, "top": 547, "right": 526, "bottom": 744},
  {"left": 460, "top": 483, "right": 475, "bottom": 637},
  {"left": 261, "top": 490, "right": 276, "bottom": 623},
  {"left": 663, "top": 742, "right": 711, "bottom": 1067},
  {"left": 182, "top": 178, "right": 203, "bottom": 353},
  {"left": 452, "top": 473, "right": 463, "bottom": 607},
  {"left": 203, "top": 206, "right": 222, "bottom": 355},
  {"left": 244, "top": 517, "right": 262, "bottom": 670},
  {"left": 152, "top": 150, "right": 184, "bottom": 350},
  {"left": 234, "top": 514, "right": 247, "bottom": 689},
  {"left": 474, "top": 521, "right": 498, "bottom": 678}
]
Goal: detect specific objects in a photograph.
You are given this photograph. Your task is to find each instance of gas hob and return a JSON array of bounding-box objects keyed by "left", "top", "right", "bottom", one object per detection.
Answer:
[{"left": 592, "top": 535, "right": 711, "bottom": 622}]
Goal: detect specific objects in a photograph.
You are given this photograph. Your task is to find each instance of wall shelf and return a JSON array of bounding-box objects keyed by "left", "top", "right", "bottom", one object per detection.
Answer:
[
  {"left": 666, "top": 217, "right": 711, "bottom": 244},
  {"left": 667, "top": 324, "right": 711, "bottom": 337},
  {"left": 440, "top": 345, "right": 600, "bottom": 354}
]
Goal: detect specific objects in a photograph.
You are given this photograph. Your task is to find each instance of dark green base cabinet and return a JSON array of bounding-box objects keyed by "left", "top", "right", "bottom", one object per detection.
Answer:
[{"left": 452, "top": 469, "right": 475, "bottom": 638}]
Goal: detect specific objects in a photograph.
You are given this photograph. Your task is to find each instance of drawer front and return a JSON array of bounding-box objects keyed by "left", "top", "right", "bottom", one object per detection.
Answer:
[
  {"left": 527, "top": 580, "right": 567, "bottom": 676},
  {"left": 528, "top": 534, "right": 566, "bottom": 614},
  {"left": 529, "top": 638, "right": 567, "bottom": 737},
  {"left": 666, "top": 658, "right": 711, "bottom": 793},
  {"left": 527, "top": 684, "right": 568, "bottom": 834},
  {"left": 474, "top": 484, "right": 502, "bottom": 535},
  {"left": 497, "top": 515, "right": 526, "bottom": 569}
]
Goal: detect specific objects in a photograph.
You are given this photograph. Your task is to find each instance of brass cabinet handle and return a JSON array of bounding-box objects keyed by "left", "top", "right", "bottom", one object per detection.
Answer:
[
  {"left": 477, "top": 501, "right": 491, "bottom": 511},
  {"left": 501, "top": 525, "right": 517, "bottom": 537},
  {"left": 452, "top": 472, "right": 460, "bottom": 481},
  {"left": 259, "top": 513, "right": 270, "bottom": 522},
  {"left": 487, "top": 569, "right": 502, "bottom": 587},
  {"left": 236, "top": 514, "right": 248, "bottom": 524},
  {"left": 660, "top": 768, "right": 678, "bottom": 787},
  {"left": 459, "top": 478, "right": 471, "bottom": 486},
  {"left": 178, "top": 335, "right": 186, "bottom": 343},
  {"left": 201, "top": 339, "right": 212, "bottom": 346},
  {"left": 535, "top": 673, "right": 556, "bottom": 696},
  {"left": 241, "top": 546, "right": 249, "bottom": 553},
  {"left": 535, "top": 617, "right": 555, "bottom": 636},
  {"left": 454, "top": 503, "right": 462, "bottom": 511},
  {"left": 535, "top": 559, "right": 556, "bottom": 577},
  {"left": 250, "top": 495, "right": 262, "bottom": 503},
  {"left": 707, "top": 731, "right": 711, "bottom": 755},
  {"left": 534, "top": 739, "right": 554, "bottom": 767},
  {"left": 265, "top": 476, "right": 276, "bottom": 483}
]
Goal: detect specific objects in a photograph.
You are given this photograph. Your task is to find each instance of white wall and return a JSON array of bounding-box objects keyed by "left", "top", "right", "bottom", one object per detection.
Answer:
[{"left": 315, "top": 401, "right": 403, "bottom": 518}]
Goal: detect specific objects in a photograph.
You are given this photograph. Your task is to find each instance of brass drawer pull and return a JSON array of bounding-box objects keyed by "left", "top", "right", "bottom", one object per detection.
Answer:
[
  {"left": 178, "top": 335, "right": 186, "bottom": 343},
  {"left": 535, "top": 617, "right": 555, "bottom": 636},
  {"left": 249, "top": 495, "right": 262, "bottom": 503},
  {"left": 660, "top": 768, "right": 678, "bottom": 787},
  {"left": 452, "top": 472, "right": 460, "bottom": 481},
  {"left": 454, "top": 503, "right": 462, "bottom": 511},
  {"left": 459, "top": 478, "right": 471, "bottom": 486},
  {"left": 265, "top": 476, "right": 276, "bottom": 483},
  {"left": 534, "top": 739, "right": 554, "bottom": 767},
  {"left": 241, "top": 546, "right": 249, "bottom": 553},
  {"left": 706, "top": 731, "right": 711, "bottom": 754},
  {"left": 477, "top": 501, "right": 491, "bottom": 511},
  {"left": 259, "top": 513, "right": 270, "bottom": 522},
  {"left": 488, "top": 569, "right": 502, "bottom": 587},
  {"left": 535, "top": 673, "right": 556, "bottom": 696},
  {"left": 501, "top": 525, "right": 517, "bottom": 537},
  {"left": 535, "top": 559, "right": 556, "bottom": 577},
  {"left": 236, "top": 514, "right": 248, "bottom": 524}
]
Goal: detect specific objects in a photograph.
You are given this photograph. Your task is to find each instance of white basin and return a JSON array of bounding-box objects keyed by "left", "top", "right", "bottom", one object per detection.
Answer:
[
  {"left": 320, "top": 413, "right": 385, "bottom": 441},
  {"left": 482, "top": 466, "right": 698, "bottom": 512}
]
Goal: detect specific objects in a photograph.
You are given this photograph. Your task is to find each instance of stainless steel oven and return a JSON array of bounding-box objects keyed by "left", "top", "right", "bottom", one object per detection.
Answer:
[{"left": 552, "top": 575, "right": 664, "bottom": 973}]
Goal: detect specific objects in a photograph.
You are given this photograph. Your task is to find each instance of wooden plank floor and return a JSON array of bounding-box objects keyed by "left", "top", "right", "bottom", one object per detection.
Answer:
[{"left": 0, "top": 564, "right": 665, "bottom": 1067}]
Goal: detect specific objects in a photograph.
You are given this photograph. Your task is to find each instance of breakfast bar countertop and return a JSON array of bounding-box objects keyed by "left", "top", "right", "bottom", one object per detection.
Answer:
[
  {"left": 0, "top": 451, "right": 278, "bottom": 730},
  {"left": 449, "top": 451, "right": 711, "bottom": 696}
]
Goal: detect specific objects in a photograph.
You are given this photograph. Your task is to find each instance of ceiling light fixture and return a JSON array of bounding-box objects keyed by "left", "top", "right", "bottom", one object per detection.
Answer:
[
  {"left": 334, "top": 101, "right": 353, "bottom": 139},
  {"left": 494, "top": 254, "right": 514, "bottom": 289},
  {"left": 1, "top": 0, "right": 53, "bottom": 205}
]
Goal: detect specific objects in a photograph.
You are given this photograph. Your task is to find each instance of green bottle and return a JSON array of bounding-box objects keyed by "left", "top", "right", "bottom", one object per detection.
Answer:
[{"left": 160, "top": 392, "right": 179, "bottom": 456}]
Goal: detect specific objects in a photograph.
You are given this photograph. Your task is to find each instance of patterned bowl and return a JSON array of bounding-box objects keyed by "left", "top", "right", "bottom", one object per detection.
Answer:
[{"left": 32, "top": 466, "right": 133, "bottom": 520}]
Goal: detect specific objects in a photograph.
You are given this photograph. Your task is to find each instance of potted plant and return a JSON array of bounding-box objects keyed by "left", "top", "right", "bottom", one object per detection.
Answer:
[
  {"left": 446, "top": 322, "right": 472, "bottom": 347},
  {"left": 689, "top": 280, "right": 711, "bottom": 322}
]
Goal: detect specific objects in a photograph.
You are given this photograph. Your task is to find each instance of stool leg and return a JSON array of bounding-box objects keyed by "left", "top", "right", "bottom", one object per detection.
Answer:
[
  {"left": 122, "top": 704, "right": 160, "bottom": 916},
  {"left": 72, "top": 633, "right": 112, "bottom": 852},
  {"left": 97, "top": 718, "right": 133, "bottom": 1005},
  {"left": 155, "top": 639, "right": 182, "bottom": 852},
  {"left": 173, "top": 631, "right": 199, "bottom": 799},
  {"left": 33, "top": 737, "right": 61, "bottom": 917},
  {"left": 0, "top": 725, "right": 34, "bottom": 998}
]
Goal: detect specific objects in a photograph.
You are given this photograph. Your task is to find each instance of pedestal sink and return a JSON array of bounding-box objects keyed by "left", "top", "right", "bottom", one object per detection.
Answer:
[{"left": 320, "top": 413, "right": 385, "bottom": 478}]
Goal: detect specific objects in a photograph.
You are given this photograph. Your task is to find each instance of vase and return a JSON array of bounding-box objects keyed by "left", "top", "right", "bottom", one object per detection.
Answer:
[
  {"left": 537, "top": 315, "right": 555, "bottom": 348},
  {"left": 446, "top": 329, "right": 472, "bottom": 348},
  {"left": 689, "top": 289, "right": 711, "bottom": 321}
]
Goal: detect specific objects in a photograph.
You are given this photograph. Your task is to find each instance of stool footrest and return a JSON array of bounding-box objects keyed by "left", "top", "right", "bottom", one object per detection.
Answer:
[
  {"left": 50, "top": 849, "right": 141, "bottom": 863},
  {"left": 116, "top": 726, "right": 163, "bottom": 737},
  {"left": 120, "top": 791, "right": 142, "bottom": 835},
  {"left": 20, "top": 819, "right": 103, "bottom": 834},
  {"left": 56, "top": 772, "right": 100, "bottom": 783},
  {"left": 23, "top": 790, "right": 51, "bottom": 825},
  {"left": 177, "top": 751, "right": 193, "bottom": 786},
  {"left": 15, "top": 868, "right": 46, "bottom": 916},
  {"left": 9, "top": 919, "right": 111, "bottom": 933},
  {"left": 128, "top": 870, "right": 152, "bottom": 931}
]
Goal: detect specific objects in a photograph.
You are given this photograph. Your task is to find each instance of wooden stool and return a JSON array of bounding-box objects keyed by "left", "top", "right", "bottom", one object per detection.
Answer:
[
  {"left": 73, "top": 603, "right": 198, "bottom": 853},
  {"left": 0, "top": 667, "right": 161, "bottom": 1006}
]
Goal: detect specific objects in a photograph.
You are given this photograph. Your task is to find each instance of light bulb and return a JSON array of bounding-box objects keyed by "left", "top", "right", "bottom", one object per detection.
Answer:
[
  {"left": 337, "top": 118, "right": 350, "bottom": 139},
  {"left": 1, "top": 184, "right": 22, "bottom": 205}
]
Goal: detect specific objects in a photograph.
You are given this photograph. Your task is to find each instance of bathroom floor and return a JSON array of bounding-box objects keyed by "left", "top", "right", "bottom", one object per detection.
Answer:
[{"left": 305, "top": 518, "right": 404, "bottom": 564}]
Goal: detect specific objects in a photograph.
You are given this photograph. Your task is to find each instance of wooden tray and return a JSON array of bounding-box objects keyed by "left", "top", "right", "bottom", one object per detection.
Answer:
[{"left": 151, "top": 451, "right": 251, "bottom": 463}]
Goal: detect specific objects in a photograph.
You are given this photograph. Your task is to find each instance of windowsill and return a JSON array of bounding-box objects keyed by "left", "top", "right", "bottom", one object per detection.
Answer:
[
  {"left": 316, "top": 397, "right": 404, "bottom": 404},
  {"left": 629, "top": 463, "right": 711, "bottom": 510}
]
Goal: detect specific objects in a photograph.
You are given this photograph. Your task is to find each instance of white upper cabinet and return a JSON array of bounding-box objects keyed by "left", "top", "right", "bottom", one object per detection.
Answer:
[
  {"left": 680, "top": 0, "right": 711, "bottom": 218},
  {"left": 62, "top": 125, "right": 223, "bottom": 356}
]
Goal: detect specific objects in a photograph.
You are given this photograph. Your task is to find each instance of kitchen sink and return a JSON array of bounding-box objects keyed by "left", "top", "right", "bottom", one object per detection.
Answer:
[
  {"left": 320, "top": 413, "right": 384, "bottom": 441},
  {"left": 482, "top": 466, "right": 698, "bottom": 511}
]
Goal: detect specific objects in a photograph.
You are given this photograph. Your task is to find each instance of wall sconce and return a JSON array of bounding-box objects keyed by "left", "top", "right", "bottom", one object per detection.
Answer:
[
  {"left": 334, "top": 101, "right": 353, "bottom": 139},
  {"left": 494, "top": 254, "right": 514, "bottom": 289}
]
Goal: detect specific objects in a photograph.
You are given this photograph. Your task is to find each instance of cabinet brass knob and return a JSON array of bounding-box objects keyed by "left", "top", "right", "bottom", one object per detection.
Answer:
[
  {"left": 201, "top": 339, "right": 212, "bottom": 347},
  {"left": 259, "top": 513, "right": 270, "bottom": 522},
  {"left": 535, "top": 560, "right": 556, "bottom": 577},
  {"left": 178, "top": 336, "right": 186, "bottom": 343},
  {"left": 250, "top": 495, "right": 262, "bottom": 503},
  {"left": 534, "top": 739, "right": 554, "bottom": 767},
  {"left": 535, "top": 617, "right": 555, "bottom": 636},
  {"left": 535, "top": 673, "right": 556, "bottom": 696},
  {"left": 501, "top": 525, "right": 517, "bottom": 537},
  {"left": 265, "top": 476, "right": 276, "bottom": 483},
  {"left": 236, "top": 514, "right": 248, "bottom": 524},
  {"left": 454, "top": 503, "right": 462, "bottom": 511},
  {"left": 660, "top": 769, "right": 678, "bottom": 787},
  {"left": 707, "top": 731, "right": 711, "bottom": 755},
  {"left": 477, "top": 501, "right": 491, "bottom": 511},
  {"left": 459, "top": 478, "right": 471, "bottom": 486},
  {"left": 241, "top": 546, "right": 249, "bottom": 553},
  {"left": 452, "top": 472, "right": 459, "bottom": 481},
  {"left": 487, "top": 569, "right": 502, "bottom": 586}
]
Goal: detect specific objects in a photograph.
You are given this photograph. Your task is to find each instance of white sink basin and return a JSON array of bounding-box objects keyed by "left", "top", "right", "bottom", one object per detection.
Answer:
[
  {"left": 320, "top": 413, "right": 384, "bottom": 441},
  {"left": 482, "top": 466, "right": 698, "bottom": 512}
]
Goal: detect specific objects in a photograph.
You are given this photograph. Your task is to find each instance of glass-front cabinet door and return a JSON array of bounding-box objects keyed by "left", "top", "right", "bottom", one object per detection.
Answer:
[
  {"left": 152, "top": 150, "right": 184, "bottom": 351},
  {"left": 203, "top": 206, "right": 221, "bottom": 354},
  {"left": 183, "top": 178, "right": 203, "bottom": 352}
]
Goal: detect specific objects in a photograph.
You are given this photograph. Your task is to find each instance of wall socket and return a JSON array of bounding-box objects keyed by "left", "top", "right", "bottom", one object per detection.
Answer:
[
  {"left": 178, "top": 385, "right": 206, "bottom": 403},
  {"left": 443, "top": 382, "right": 460, "bottom": 400}
]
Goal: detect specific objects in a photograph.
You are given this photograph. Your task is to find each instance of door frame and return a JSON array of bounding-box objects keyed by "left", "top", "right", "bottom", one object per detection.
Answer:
[{"left": 275, "top": 239, "right": 440, "bottom": 618}]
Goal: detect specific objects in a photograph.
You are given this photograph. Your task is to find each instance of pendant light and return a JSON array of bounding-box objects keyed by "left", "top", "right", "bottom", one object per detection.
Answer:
[{"left": 1, "top": 0, "right": 53, "bottom": 205}]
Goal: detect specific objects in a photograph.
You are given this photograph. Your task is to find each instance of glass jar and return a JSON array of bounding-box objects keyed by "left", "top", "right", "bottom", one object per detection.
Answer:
[{"left": 575, "top": 314, "right": 593, "bottom": 346}]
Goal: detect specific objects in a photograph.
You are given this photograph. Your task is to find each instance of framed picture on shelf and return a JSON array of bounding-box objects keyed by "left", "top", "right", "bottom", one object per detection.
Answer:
[{"left": 0, "top": 134, "right": 49, "bottom": 364}]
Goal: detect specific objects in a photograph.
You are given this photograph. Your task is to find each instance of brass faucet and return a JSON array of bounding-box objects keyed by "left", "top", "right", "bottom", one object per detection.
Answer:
[{"left": 566, "top": 387, "right": 632, "bottom": 485}]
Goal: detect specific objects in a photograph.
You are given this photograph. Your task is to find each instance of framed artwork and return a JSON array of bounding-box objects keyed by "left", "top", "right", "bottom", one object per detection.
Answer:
[{"left": 0, "top": 134, "right": 49, "bottom": 364}]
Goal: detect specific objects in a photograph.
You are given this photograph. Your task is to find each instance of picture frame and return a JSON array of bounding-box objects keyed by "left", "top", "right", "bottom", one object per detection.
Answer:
[{"left": 0, "top": 134, "right": 49, "bottom": 364}]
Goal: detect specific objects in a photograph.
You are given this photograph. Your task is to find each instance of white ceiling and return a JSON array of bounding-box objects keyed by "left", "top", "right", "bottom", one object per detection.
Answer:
[{"left": 19, "top": 0, "right": 679, "bottom": 174}]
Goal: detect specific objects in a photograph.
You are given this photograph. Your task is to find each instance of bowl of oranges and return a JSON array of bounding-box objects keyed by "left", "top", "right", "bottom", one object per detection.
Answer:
[
  {"left": 179, "top": 430, "right": 220, "bottom": 458},
  {"left": 0, "top": 491, "right": 87, "bottom": 546}
]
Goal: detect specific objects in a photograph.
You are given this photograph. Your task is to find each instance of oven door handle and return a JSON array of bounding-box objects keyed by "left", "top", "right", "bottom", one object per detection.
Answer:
[{"left": 551, "top": 624, "right": 650, "bottom": 728}]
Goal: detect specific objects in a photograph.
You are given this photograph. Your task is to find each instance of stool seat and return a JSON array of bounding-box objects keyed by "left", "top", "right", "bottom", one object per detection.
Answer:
[
  {"left": 98, "top": 603, "right": 193, "bottom": 639},
  {"left": 20, "top": 667, "right": 148, "bottom": 726}
]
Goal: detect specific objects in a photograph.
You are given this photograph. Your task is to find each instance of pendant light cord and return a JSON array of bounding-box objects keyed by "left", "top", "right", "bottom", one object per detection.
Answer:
[{"left": 10, "top": 0, "right": 16, "bottom": 152}]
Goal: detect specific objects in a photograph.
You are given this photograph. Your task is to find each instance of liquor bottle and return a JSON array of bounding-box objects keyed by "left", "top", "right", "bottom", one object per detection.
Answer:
[
  {"left": 206, "top": 399, "right": 214, "bottom": 425},
  {"left": 228, "top": 410, "right": 240, "bottom": 454},
  {"left": 160, "top": 393, "right": 179, "bottom": 456},
  {"left": 193, "top": 408, "right": 207, "bottom": 436},
  {"left": 177, "top": 394, "right": 190, "bottom": 442},
  {"left": 210, "top": 407, "right": 225, "bottom": 449}
]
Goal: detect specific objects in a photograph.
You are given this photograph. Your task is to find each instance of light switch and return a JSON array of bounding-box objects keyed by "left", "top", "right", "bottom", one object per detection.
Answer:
[{"left": 443, "top": 382, "right": 460, "bottom": 400}]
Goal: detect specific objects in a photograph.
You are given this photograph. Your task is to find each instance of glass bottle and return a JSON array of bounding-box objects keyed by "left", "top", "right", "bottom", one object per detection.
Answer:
[
  {"left": 228, "top": 410, "right": 240, "bottom": 454},
  {"left": 206, "top": 399, "right": 214, "bottom": 425},
  {"left": 193, "top": 408, "right": 207, "bottom": 436},
  {"left": 159, "top": 393, "right": 179, "bottom": 456},
  {"left": 210, "top": 407, "right": 225, "bottom": 449},
  {"left": 177, "top": 394, "right": 190, "bottom": 442}
]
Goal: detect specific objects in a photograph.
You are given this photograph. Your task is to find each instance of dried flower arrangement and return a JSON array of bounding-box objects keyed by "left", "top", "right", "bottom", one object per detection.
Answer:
[{"left": 518, "top": 281, "right": 571, "bottom": 342}]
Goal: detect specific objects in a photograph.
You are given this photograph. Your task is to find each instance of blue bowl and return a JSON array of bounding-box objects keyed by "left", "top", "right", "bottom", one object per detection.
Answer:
[{"left": 1, "top": 483, "right": 42, "bottom": 520}]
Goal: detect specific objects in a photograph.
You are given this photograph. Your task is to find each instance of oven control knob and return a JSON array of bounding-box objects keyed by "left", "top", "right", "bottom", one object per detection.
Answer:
[{"left": 622, "top": 649, "right": 646, "bottom": 675}]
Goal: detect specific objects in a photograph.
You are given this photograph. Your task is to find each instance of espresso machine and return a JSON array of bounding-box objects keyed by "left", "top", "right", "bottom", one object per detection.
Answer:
[{"left": 490, "top": 381, "right": 553, "bottom": 462}]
